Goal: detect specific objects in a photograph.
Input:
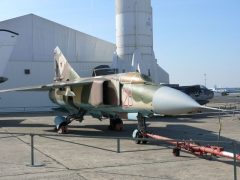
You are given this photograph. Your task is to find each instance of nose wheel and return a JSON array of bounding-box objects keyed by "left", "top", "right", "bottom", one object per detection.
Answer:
[
  {"left": 137, "top": 113, "right": 147, "bottom": 132},
  {"left": 108, "top": 117, "right": 123, "bottom": 131},
  {"left": 132, "top": 113, "right": 148, "bottom": 144},
  {"left": 132, "top": 129, "right": 148, "bottom": 144}
]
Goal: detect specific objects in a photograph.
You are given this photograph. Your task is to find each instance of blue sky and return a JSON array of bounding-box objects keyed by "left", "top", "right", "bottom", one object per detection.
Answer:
[{"left": 0, "top": 0, "right": 239, "bottom": 87}]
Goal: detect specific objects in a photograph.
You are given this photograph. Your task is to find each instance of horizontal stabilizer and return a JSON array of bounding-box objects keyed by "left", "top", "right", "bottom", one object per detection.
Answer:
[{"left": 0, "top": 85, "right": 52, "bottom": 92}]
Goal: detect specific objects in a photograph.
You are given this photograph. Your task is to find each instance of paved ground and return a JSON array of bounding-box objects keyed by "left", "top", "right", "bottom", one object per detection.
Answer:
[{"left": 0, "top": 96, "right": 240, "bottom": 180}]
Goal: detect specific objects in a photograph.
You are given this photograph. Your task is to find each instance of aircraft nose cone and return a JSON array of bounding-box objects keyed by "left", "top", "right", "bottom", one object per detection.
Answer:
[{"left": 152, "top": 86, "right": 201, "bottom": 115}]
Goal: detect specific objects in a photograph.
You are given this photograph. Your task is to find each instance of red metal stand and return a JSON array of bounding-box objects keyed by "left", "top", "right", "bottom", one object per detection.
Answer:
[{"left": 145, "top": 133, "right": 240, "bottom": 160}]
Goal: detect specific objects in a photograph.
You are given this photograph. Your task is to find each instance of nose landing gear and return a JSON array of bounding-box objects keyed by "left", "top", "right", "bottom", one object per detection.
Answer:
[{"left": 132, "top": 113, "right": 148, "bottom": 144}]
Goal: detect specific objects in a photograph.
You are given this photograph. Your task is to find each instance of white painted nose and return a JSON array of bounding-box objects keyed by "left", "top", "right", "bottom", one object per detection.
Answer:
[{"left": 152, "top": 86, "right": 201, "bottom": 115}]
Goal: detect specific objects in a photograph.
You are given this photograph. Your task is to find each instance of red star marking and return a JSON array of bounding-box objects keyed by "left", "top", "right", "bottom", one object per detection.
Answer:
[{"left": 123, "top": 88, "right": 133, "bottom": 107}]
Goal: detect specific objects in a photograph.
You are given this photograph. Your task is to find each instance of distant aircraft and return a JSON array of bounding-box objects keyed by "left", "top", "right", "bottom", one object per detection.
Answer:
[
  {"left": 163, "top": 84, "right": 214, "bottom": 105},
  {"left": 210, "top": 87, "right": 229, "bottom": 96},
  {"left": 210, "top": 87, "right": 240, "bottom": 96},
  {"left": 0, "top": 47, "right": 203, "bottom": 136},
  {"left": 0, "top": 29, "right": 19, "bottom": 83},
  {"left": 225, "top": 88, "right": 240, "bottom": 96},
  {"left": 0, "top": 77, "right": 8, "bottom": 84}
]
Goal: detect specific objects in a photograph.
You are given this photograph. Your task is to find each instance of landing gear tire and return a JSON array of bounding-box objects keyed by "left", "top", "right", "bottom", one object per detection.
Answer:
[
  {"left": 57, "top": 125, "right": 68, "bottom": 134},
  {"left": 135, "top": 131, "right": 142, "bottom": 144},
  {"left": 173, "top": 147, "right": 180, "bottom": 157},
  {"left": 54, "top": 116, "right": 70, "bottom": 134},
  {"left": 132, "top": 113, "right": 149, "bottom": 144},
  {"left": 115, "top": 123, "right": 123, "bottom": 131},
  {"left": 109, "top": 118, "right": 123, "bottom": 131},
  {"left": 108, "top": 125, "right": 112, "bottom": 130},
  {"left": 142, "top": 138, "right": 148, "bottom": 144},
  {"left": 132, "top": 129, "right": 148, "bottom": 144}
]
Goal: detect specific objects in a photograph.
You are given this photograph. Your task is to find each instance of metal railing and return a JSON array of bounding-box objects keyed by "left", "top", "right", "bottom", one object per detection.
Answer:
[{"left": 0, "top": 132, "right": 238, "bottom": 180}]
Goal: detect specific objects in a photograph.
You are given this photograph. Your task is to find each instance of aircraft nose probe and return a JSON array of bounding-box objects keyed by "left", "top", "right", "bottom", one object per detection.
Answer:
[{"left": 152, "top": 86, "right": 201, "bottom": 115}]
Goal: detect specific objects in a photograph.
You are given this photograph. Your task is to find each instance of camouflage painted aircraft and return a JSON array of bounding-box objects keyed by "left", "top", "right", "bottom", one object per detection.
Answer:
[{"left": 0, "top": 47, "right": 202, "bottom": 136}]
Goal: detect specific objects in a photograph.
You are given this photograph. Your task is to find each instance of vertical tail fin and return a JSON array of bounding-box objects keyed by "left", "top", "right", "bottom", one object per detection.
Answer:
[
  {"left": 54, "top": 47, "right": 80, "bottom": 82},
  {"left": 131, "top": 49, "right": 142, "bottom": 73}
]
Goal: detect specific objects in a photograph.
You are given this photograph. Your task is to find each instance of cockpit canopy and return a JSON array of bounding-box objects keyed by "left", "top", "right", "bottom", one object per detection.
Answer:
[{"left": 119, "top": 72, "right": 153, "bottom": 84}]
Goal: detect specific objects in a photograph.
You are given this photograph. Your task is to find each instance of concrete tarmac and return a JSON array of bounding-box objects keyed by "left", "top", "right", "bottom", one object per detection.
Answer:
[{"left": 0, "top": 96, "right": 240, "bottom": 180}]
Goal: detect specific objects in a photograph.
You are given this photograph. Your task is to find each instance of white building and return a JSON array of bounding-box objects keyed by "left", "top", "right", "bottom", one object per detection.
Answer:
[{"left": 0, "top": 14, "right": 115, "bottom": 111}]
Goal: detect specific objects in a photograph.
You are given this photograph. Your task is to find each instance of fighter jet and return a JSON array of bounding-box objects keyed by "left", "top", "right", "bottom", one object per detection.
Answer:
[
  {"left": 163, "top": 84, "right": 214, "bottom": 105},
  {"left": 0, "top": 29, "right": 18, "bottom": 82},
  {"left": 0, "top": 47, "right": 202, "bottom": 136}
]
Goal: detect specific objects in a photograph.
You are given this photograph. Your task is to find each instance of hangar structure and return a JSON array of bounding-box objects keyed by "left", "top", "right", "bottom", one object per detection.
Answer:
[{"left": 0, "top": 14, "right": 115, "bottom": 111}]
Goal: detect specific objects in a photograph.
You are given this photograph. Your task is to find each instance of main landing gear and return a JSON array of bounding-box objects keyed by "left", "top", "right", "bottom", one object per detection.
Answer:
[
  {"left": 108, "top": 117, "right": 123, "bottom": 131},
  {"left": 54, "top": 109, "right": 86, "bottom": 134},
  {"left": 132, "top": 113, "right": 148, "bottom": 144},
  {"left": 54, "top": 116, "right": 70, "bottom": 134},
  {"left": 56, "top": 123, "right": 69, "bottom": 134}
]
